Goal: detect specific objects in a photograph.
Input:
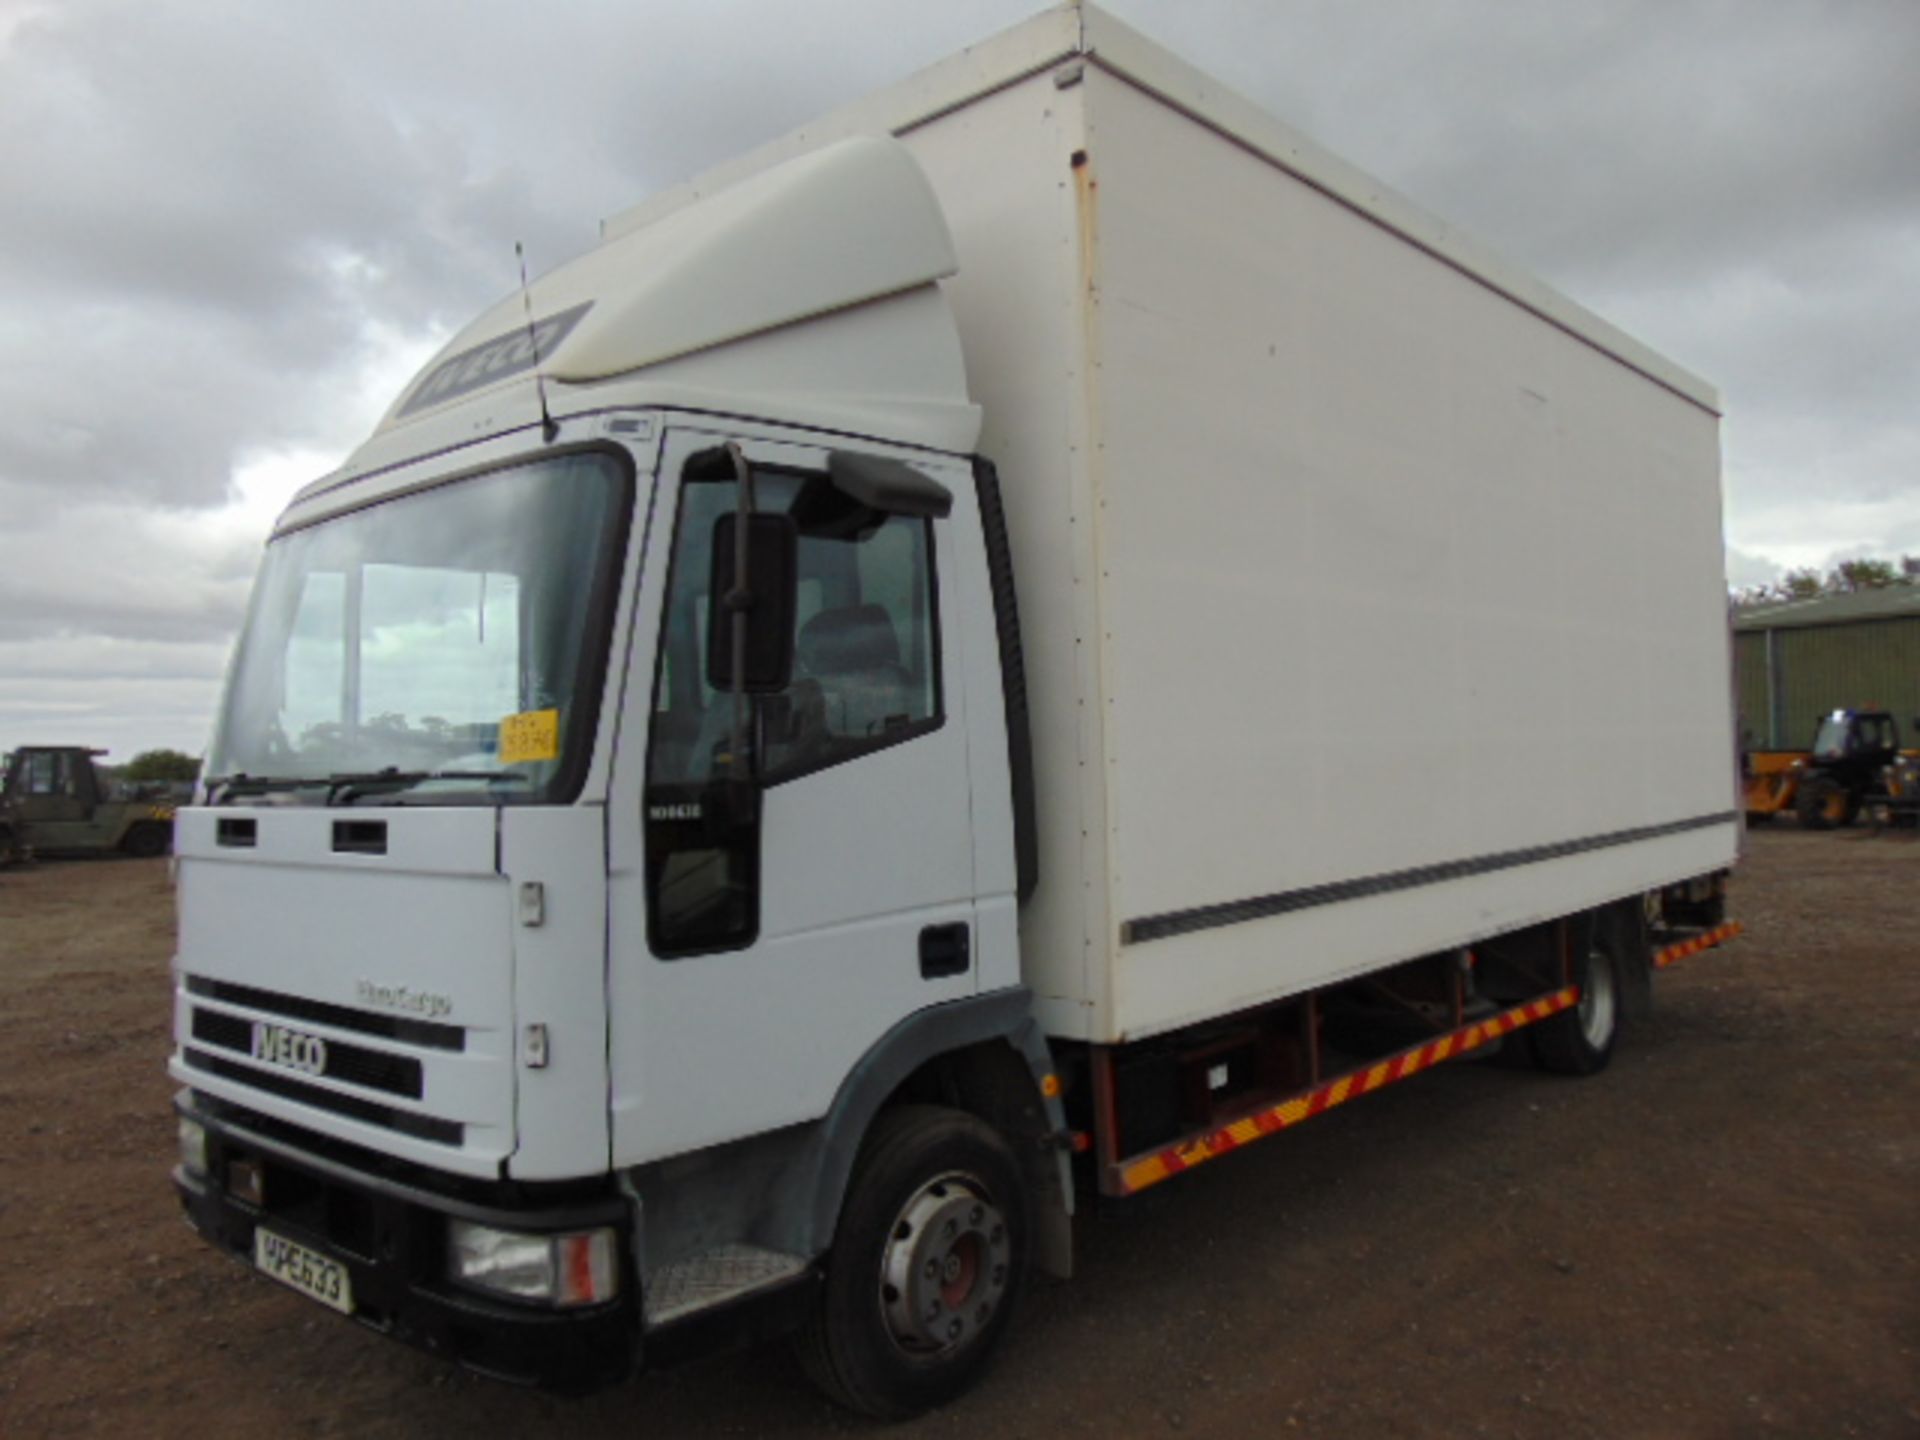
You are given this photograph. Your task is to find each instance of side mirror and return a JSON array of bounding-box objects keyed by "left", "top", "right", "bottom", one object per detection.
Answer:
[{"left": 705, "top": 513, "right": 798, "bottom": 694}]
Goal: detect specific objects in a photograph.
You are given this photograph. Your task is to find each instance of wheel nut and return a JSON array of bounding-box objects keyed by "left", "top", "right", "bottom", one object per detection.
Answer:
[{"left": 948, "top": 1319, "right": 963, "bottom": 1341}]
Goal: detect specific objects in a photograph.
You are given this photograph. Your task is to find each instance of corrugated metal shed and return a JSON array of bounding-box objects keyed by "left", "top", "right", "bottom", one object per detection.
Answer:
[{"left": 1734, "top": 589, "right": 1920, "bottom": 748}]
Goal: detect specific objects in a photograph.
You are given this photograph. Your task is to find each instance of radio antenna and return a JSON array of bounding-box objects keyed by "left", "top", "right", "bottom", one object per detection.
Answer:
[{"left": 515, "top": 241, "right": 559, "bottom": 443}]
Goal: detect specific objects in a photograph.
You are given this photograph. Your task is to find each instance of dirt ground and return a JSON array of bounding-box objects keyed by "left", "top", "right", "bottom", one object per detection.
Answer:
[{"left": 2, "top": 830, "right": 1916, "bottom": 1439}]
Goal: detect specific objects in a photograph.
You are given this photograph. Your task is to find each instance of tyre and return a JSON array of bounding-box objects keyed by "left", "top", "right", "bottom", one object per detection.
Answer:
[
  {"left": 1532, "top": 921, "right": 1624, "bottom": 1076},
  {"left": 795, "top": 1105, "right": 1028, "bottom": 1419},
  {"left": 1795, "top": 776, "right": 1844, "bottom": 830},
  {"left": 123, "top": 823, "right": 171, "bottom": 859}
]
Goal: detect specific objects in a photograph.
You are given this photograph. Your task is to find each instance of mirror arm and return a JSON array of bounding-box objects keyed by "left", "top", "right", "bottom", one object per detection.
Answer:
[{"left": 725, "top": 441, "right": 756, "bottom": 788}]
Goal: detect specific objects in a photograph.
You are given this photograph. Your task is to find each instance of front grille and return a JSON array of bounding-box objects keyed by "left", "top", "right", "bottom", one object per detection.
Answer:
[
  {"left": 185, "top": 975, "right": 463, "bottom": 1051},
  {"left": 190, "top": 1008, "right": 424, "bottom": 1098},
  {"left": 184, "top": 1048, "right": 463, "bottom": 1146}
]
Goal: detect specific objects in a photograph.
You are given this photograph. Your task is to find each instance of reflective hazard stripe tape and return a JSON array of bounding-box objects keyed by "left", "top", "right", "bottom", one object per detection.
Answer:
[
  {"left": 1653, "top": 920, "right": 1743, "bottom": 970},
  {"left": 1115, "top": 986, "right": 1580, "bottom": 1195}
]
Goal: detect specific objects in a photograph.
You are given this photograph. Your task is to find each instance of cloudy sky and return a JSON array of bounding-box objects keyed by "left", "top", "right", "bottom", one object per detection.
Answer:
[{"left": 2, "top": 0, "right": 1915, "bottom": 760}]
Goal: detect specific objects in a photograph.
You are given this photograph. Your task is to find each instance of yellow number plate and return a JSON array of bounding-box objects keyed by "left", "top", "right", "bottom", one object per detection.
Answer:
[{"left": 498, "top": 708, "right": 560, "bottom": 764}]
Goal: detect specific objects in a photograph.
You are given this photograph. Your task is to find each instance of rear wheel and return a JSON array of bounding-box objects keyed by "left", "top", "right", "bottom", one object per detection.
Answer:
[
  {"left": 795, "top": 1105, "right": 1028, "bottom": 1419},
  {"left": 1532, "top": 924, "right": 1624, "bottom": 1076}
]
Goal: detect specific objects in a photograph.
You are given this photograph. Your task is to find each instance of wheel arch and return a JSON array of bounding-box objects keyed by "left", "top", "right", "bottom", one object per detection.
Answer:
[{"left": 803, "top": 988, "right": 1072, "bottom": 1278}]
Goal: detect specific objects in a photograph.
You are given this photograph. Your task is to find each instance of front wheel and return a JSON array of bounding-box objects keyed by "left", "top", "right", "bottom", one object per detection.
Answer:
[
  {"left": 122, "top": 823, "right": 171, "bottom": 859},
  {"left": 795, "top": 1105, "right": 1028, "bottom": 1419},
  {"left": 1795, "top": 776, "right": 1849, "bottom": 829}
]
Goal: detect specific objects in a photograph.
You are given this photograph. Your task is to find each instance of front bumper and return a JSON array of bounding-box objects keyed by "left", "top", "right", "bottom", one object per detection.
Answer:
[{"left": 172, "top": 1091, "right": 639, "bottom": 1392}]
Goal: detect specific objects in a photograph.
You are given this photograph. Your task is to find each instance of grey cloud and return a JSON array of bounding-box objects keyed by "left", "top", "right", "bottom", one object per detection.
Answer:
[
  {"left": 0, "top": 5, "right": 587, "bottom": 511},
  {"left": 1725, "top": 546, "right": 1785, "bottom": 589},
  {"left": 0, "top": 480, "right": 260, "bottom": 644}
]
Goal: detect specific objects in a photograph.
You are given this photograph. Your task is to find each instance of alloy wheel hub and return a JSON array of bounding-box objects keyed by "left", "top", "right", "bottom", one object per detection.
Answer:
[{"left": 879, "top": 1173, "right": 1011, "bottom": 1355}]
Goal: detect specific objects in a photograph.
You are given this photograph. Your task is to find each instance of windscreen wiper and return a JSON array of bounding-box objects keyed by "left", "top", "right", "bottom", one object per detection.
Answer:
[
  {"left": 206, "top": 774, "right": 332, "bottom": 804},
  {"left": 327, "top": 769, "right": 530, "bottom": 805}
]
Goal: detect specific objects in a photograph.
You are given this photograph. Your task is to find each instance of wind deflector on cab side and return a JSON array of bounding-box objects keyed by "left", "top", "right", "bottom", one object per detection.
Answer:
[{"left": 972, "top": 456, "right": 1037, "bottom": 903}]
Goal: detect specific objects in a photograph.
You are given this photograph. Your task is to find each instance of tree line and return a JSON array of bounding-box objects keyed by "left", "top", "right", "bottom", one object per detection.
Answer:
[
  {"left": 1735, "top": 555, "right": 1920, "bottom": 608},
  {"left": 120, "top": 749, "right": 202, "bottom": 782}
]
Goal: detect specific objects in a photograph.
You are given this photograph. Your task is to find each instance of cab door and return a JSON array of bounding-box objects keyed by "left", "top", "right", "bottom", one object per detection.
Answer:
[{"left": 608, "top": 427, "right": 979, "bottom": 1166}]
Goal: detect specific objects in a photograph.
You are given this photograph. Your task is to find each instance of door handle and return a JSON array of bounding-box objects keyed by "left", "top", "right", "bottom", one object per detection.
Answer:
[{"left": 919, "top": 923, "right": 971, "bottom": 980}]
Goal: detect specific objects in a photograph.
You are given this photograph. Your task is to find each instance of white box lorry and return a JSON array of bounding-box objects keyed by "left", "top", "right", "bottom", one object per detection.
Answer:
[{"left": 171, "top": 3, "right": 1741, "bottom": 1416}]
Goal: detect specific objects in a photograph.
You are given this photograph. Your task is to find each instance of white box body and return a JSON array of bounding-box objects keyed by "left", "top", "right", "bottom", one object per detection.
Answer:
[{"left": 605, "top": 8, "right": 1735, "bottom": 1044}]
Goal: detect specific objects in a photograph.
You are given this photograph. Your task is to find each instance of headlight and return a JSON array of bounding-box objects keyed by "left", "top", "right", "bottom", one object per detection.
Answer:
[
  {"left": 446, "top": 1220, "right": 619, "bottom": 1307},
  {"left": 178, "top": 1117, "right": 208, "bottom": 1176}
]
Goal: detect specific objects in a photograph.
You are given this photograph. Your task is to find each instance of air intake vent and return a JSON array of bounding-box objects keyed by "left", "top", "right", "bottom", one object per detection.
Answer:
[
  {"left": 217, "top": 818, "right": 257, "bottom": 848},
  {"left": 332, "top": 820, "right": 386, "bottom": 855}
]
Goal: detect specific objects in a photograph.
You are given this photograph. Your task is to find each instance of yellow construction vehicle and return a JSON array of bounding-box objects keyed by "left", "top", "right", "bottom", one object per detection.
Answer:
[{"left": 1744, "top": 710, "right": 1907, "bottom": 828}]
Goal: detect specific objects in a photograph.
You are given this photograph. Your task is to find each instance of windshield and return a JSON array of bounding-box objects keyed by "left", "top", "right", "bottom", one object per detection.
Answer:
[
  {"left": 207, "top": 449, "right": 631, "bottom": 804},
  {"left": 1812, "top": 712, "right": 1892, "bottom": 761}
]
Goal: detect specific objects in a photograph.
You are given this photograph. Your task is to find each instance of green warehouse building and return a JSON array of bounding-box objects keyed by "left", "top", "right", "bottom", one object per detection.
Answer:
[{"left": 1735, "top": 588, "right": 1920, "bottom": 751}]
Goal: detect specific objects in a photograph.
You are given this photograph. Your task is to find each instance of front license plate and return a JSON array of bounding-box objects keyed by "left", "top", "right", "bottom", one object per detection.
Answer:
[{"left": 254, "top": 1227, "right": 353, "bottom": 1314}]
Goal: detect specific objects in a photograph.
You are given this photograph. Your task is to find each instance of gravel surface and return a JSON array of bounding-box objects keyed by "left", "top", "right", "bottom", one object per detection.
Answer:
[{"left": 3, "top": 829, "right": 1916, "bottom": 1438}]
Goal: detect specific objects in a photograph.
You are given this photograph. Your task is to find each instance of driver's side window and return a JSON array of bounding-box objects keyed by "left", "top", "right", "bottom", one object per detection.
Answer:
[{"left": 646, "top": 464, "right": 941, "bottom": 789}]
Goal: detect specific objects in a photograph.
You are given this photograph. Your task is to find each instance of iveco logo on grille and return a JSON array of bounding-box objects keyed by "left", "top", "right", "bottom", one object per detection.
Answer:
[{"left": 250, "top": 1021, "right": 328, "bottom": 1076}]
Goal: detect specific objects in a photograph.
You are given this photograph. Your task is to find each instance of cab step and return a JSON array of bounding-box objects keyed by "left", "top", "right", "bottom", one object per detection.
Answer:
[{"left": 644, "top": 1244, "right": 810, "bottom": 1326}]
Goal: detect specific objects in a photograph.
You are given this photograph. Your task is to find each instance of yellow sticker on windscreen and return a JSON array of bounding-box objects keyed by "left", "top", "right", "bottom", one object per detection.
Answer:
[{"left": 498, "top": 708, "right": 560, "bottom": 765}]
